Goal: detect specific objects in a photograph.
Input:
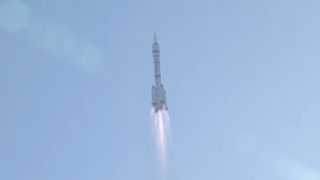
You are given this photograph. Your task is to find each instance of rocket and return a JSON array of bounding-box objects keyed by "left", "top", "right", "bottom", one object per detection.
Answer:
[{"left": 151, "top": 34, "right": 168, "bottom": 112}]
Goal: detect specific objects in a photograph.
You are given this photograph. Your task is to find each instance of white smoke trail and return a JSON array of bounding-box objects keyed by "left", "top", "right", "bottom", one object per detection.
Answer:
[{"left": 151, "top": 108, "right": 171, "bottom": 178}]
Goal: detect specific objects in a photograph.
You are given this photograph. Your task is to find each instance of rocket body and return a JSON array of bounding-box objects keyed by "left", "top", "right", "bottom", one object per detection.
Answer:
[{"left": 151, "top": 36, "right": 168, "bottom": 112}]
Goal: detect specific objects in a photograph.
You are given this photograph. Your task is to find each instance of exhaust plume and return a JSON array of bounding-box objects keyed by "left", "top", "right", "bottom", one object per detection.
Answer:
[{"left": 151, "top": 108, "right": 171, "bottom": 179}]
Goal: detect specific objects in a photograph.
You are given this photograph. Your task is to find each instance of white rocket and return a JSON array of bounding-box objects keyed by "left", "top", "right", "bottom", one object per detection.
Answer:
[{"left": 151, "top": 34, "right": 168, "bottom": 112}]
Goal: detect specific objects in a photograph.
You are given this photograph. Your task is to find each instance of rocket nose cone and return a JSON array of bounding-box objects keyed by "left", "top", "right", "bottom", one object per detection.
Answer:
[
  {"left": 152, "top": 43, "right": 160, "bottom": 54},
  {"left": 153, "top": 41, "right": 159, "bottom": 48}
]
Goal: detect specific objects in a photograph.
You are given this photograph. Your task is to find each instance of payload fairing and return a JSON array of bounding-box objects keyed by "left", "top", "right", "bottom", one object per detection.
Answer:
[{"left": 151, "top": 35, "right": 168, "bottom": 112}]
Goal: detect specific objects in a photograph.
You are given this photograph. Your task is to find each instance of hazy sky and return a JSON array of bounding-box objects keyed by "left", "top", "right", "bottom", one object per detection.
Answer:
[{"left": 1, "top": 0, "right": 320, "bottom": 180}]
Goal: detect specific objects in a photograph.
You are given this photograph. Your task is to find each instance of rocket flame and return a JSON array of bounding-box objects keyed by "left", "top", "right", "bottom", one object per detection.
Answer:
[
  {"left": 156, "top": 111, "right": 167, "bottom": 166},
  {"left": 151, "top": 108, "right": 171, "bottom": 177}
]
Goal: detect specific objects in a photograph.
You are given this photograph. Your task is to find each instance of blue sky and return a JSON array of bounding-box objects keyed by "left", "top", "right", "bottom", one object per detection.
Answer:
[{"left": 1, "top": 0, "right": 320, "bottom": 179}]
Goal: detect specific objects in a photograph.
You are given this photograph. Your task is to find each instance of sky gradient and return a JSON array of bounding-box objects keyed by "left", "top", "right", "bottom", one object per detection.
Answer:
[{"left": 1, "top": 0, "right": 320, "bottom": 179}]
